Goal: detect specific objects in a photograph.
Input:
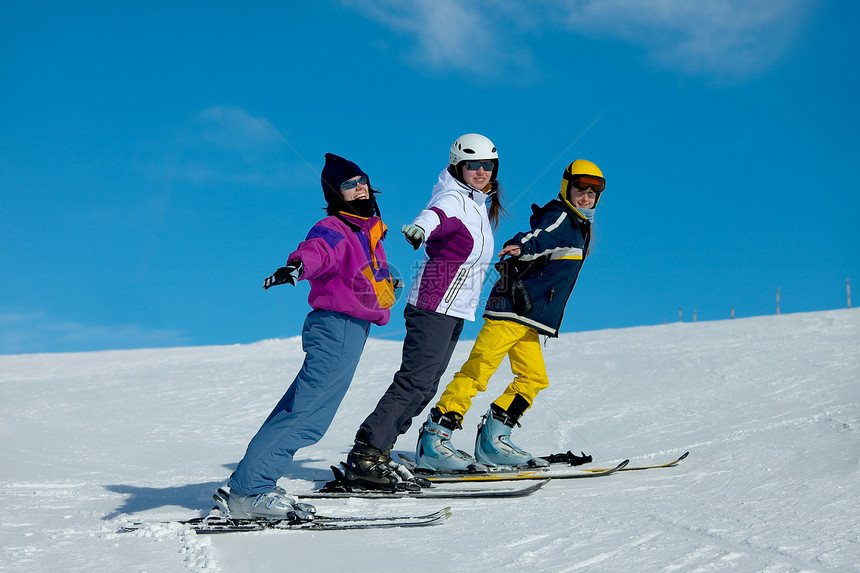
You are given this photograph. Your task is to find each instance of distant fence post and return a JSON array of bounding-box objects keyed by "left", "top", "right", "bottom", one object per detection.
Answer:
[
  {"left": 849, "top": 278, "right": 852, "bottom": 308},
  {"left": 731, "top": 306, "right": 735, "bottom": 319},
  {"left": 678, "top": 307, "right": 682, "bottom": 322},
  {"left": 777, "top": 288, "right": 781, "bottom": 315}
]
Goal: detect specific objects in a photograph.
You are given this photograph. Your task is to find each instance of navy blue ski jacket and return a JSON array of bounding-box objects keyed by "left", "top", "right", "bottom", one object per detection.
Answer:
[{"left": 483, "top": 197, "right": 591, "bottom": 337}]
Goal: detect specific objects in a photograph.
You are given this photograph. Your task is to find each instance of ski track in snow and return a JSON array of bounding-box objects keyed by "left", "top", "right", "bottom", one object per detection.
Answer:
[{"left": 1, "top": 309, "right": 858, "bottom": 572}]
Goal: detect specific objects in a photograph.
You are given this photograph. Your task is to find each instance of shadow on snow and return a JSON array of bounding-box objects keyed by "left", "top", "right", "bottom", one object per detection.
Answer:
[{"left": 103, "top": 458, "right": 339, "bottom": 519}]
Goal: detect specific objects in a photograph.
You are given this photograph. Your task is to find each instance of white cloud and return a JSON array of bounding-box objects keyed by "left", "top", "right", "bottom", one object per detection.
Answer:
[
  {"left": 159, "top": 106, "right": 311, "bottom": 187},
  {"left": 341, "top": 0, "right": 809, "bottom": 79},
  {"left": 555, "top": 0, "right": 809, "bottom": 76},
  {"left": 195, "top": 106, "right": 283, "bottom": 152},
  {"left": 341, "top": 0, "right": 497, "bottom": 68}
]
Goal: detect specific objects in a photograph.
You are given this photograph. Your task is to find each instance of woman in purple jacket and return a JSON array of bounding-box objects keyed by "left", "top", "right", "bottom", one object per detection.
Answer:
[{"left": 224, "top": 153, "right": 398, "bottom": 520}]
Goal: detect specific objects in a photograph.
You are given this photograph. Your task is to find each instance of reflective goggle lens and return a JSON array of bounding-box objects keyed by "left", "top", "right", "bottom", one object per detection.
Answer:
[
  {"left": 340, "top": 175, "right": 368, "bottom": 190},
  {"left": 566, "top": 174, "right": 605, "bottom": 192},
  {"left": 463, "top": 160, "right": 495, "bottom": 171}
]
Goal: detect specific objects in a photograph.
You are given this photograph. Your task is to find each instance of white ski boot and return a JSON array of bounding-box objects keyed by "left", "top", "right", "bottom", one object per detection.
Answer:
[
  {"left": 224, "top": 486, "right": 315, "bottom": 520},
  {"left": 474, "top": 407, "right": 548, "bottom": 468},
  {"left": 415, "top": 410, "right": 488, "bottom": 472}
]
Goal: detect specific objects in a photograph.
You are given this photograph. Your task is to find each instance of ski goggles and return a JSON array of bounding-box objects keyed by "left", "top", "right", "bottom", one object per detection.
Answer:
[
  {"left": 564, "top": 173, "right": 605, "bottom": 193},
  {"left": 463, "top": 160, "right": 495, "bottom": 172},
  {"left": 340, "top": 175, "right": 368, "bottom": 190}
]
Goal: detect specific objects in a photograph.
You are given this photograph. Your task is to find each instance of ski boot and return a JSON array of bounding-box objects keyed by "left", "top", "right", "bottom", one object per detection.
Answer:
[
  {"left": 223, "top": 485, "right": 316, "bottom": 521},
  {"left": 344, "top": 440, "right": 422, "bottom": 491},
  {"left": 474, "top": 406, "right": 549, "bottom": 468},
  {"left": 415, "top": 409, "right": 488, "bottom": 472}
]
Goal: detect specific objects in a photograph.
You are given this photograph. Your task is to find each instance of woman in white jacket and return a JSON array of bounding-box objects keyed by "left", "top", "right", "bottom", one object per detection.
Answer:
[{"left": 342, "top": 133, "right": 506, "bottom": 489}]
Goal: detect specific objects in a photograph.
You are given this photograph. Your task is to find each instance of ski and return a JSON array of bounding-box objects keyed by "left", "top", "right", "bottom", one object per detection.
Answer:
[
  {"left": 421, "top": 459, "right": 629, "bottom": 483},
  {"left": 303, "top": 463, "right": 549, "bottom": 499},
  {"left": 397, "top": 451, "right": 689, "bottom": 482},
  {"left": 307, "top": 469, "right": 549, "bottom": 499},
  {"left": 122, "top": 506, "right": 452, "bottom": 534},
  {"left": 580, "top": 451, "right": 690, "bottom": 472},
  {"left": 398, "top": 453, "right": 553, "bottom": 476}
]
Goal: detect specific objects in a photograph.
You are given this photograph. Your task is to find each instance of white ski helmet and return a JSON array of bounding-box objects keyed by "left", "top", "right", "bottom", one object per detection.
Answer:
[{"left": 449, "top": 133, "right": 499, "bottom": 182}]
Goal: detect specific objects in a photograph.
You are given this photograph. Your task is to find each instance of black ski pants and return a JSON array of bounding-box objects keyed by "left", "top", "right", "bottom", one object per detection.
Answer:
[{"left": 356, "top": 304, "right": 464, "bottom": 452}]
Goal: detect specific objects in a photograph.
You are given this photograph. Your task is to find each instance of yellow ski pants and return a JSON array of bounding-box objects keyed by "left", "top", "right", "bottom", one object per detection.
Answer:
[{"left": 435, "top": 318, "right": 549, "bottom": 417}]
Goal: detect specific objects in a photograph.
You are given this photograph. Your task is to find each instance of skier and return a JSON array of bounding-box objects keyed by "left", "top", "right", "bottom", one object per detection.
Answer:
[
  {"left": 223, "top": 153, "right": 399, "bottom": 518},
  {"left": 341, "top": 133, "right": 507, "bottom": 488},
  {"left": 416, "top": 159, "right": 606, "bottom": 471}
]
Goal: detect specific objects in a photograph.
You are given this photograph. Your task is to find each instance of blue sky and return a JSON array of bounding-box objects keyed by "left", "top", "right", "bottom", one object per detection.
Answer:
[{"left": 1, "top": 0, "right": 858, "bottom": 354}]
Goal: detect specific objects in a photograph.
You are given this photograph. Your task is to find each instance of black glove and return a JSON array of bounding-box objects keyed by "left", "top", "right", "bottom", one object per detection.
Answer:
[
  {"left": 393, "top": 277, "right": 405, "bottom": 291},
  {"left": 263, "top": 261, "right": 303, "bottom": 289},
  {"left": 495, "top": 258, "right": 533, "bottom": 315}
]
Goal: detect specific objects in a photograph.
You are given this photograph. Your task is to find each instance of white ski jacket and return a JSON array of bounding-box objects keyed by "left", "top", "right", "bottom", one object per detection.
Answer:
[{"left": 405, "top": 169, "right": 495, "bottom": 321}]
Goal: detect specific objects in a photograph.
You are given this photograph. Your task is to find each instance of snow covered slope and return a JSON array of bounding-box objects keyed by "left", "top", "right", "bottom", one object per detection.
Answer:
[{"left": 1, "top": 309, "right": 858, "bottom": 572}]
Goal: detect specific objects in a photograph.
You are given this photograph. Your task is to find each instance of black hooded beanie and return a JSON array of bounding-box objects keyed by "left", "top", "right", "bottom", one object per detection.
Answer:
[{"left": 320, "top": 153, "right": 380, "bottom": 217}]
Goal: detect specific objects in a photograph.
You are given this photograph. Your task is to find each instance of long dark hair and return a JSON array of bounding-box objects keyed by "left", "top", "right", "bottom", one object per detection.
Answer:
[
  {"left": 487, "top": 180, "right": 507, "bottom": 230},
  {"left": 447, "top": 165, "right": 507, "bottom": 229}
]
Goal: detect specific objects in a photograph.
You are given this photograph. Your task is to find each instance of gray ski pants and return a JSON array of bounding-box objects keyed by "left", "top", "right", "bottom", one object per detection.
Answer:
[{"left": 229, "top": 309, "right": 370, "bottom": 495}]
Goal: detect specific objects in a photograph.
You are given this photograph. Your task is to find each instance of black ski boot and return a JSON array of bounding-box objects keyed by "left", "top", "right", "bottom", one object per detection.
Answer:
[{"left": 344, "top": 440, "right": 422, "bottom": 491}]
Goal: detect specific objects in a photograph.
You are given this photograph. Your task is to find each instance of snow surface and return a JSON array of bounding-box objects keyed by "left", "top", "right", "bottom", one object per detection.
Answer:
[{"left": 1, "top": 308, "right": 858, "bottom": 572}]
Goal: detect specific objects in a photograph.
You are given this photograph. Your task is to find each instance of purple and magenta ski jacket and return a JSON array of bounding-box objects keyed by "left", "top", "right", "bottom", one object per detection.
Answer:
[{"left": 287, "top": 212, "right": 394, "bottom": 326}]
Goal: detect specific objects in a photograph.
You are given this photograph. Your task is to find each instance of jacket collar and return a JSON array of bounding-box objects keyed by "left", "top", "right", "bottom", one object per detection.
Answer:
[
  {"left": 335, "top": 211, "right": 387, "bottom": 237},
  {"left": 452, "top": 172, "right": 490, "bottom": 204},
  {"left": 558, "top": 193, "right": 594, "bottom": 224}
]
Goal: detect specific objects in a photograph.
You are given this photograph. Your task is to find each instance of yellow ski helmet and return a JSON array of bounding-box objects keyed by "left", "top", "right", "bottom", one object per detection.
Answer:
[{"left": 560, "top": 159, "right": 605, "bottom": 205}]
